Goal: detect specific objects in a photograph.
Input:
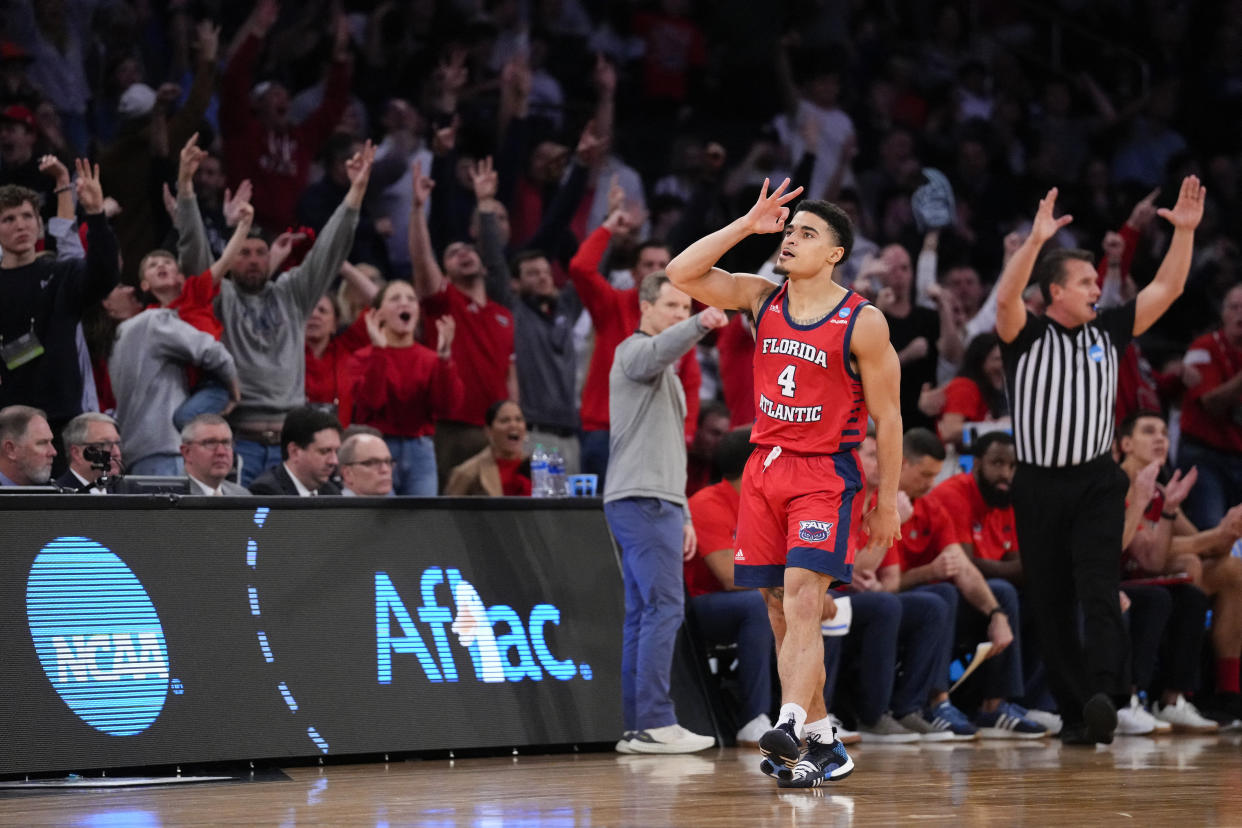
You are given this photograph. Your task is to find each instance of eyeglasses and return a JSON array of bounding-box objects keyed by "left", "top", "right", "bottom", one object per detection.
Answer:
[
  {"left": 343, "top": 458, "right": 394, "bottom": 469},
  {"left": 186, "top": 438, "right": 235, "bottom": 450},
  {"left": 82, "top": 441, "right": 122, "bottom": 451}
]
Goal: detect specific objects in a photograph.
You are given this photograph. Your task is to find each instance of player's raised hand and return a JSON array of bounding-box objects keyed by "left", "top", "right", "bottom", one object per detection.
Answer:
[
  {"left": 743, "top": 177, "right": 804, "bottom": 235},
  {"left": 1029, "top": 187, "right": 1073, "bottom": 244},
  {"left": 1158, "top": 175, "right": 1206, "bottom": 231}
]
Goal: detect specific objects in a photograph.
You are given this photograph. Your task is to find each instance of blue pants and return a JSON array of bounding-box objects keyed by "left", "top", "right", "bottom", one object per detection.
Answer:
[
  {"left": 892, "top": 590, "right": 955, "bottom": 717},
  {"left": 605, "top": 497, "right": 686, "bottom": 731},
  {"left": 1178, "top": 438, "right": 1242, "bottom": 532},
  {"left": 580, "top": 430, "right": 610, "bottom": 491},
  {"left": 823, "top": 591, "right": 900, "bottom": 726},
  {"left": 917, "top": 579, "right": 1025, "bottom": 702},
  {"left": 385, "top": 435, "right": 437, "bottom": 496},
  {"left": 173, "top": 382, "right": 231, "bottom": 431},
  {"left": 690, "top": 589, "right": 773, "bottom": 722},
  {"left": 235, "top": 440, "right": 282, "bottom": 488},
  {"left": 128, "top": 453, "right": 184, "bottom": 476}
]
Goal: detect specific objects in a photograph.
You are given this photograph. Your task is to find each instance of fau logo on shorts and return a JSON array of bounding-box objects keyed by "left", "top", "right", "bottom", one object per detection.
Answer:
[{"left": 798, "top": 520, "right": 834, "bottom": 543}]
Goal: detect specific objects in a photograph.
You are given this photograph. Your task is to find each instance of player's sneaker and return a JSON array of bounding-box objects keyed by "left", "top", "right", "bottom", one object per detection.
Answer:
[
  {"left": 1115, "top": 694, "right": 1157, "bottom": 736},
  {"left": 1023, "top": 708, "right": 1064, "bottom": 736},
  {"left": 828, "top": 713, "right": 861, "bottom": 745},
  {"left": 628, "top": 723, "right": 716, "bottom": 753},
  {"left": 925, "top": 700, "right": 978, "bottom": 740},
  {"left": 974, "top": 701, "right": 1047, "bottom": 739},
  {"left": 1153, "top": 694, "right": 1220, "bottom": 733},
  {"left": 777, "top": 733, "right": 854, "bottom": 788},
  {"left": 615, "top": 731, "right": 637, "bottom": 753},
  {"left": 897, "top": 711, "right": 956, "bottom": 742},
  {"left": 758, "top": 716, "right": 802, "bottom": 780},
  {"left": 857, "top": 712, "right": 920, "bottom": 743}
]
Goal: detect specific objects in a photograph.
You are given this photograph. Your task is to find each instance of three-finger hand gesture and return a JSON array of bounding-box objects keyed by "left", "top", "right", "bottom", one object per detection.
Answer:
[
  {"left": 74, "top": 159, "right": 104, "bottom": 214},
  {"left": 744, "top": 178, "right": 804, "bottom": 235}
]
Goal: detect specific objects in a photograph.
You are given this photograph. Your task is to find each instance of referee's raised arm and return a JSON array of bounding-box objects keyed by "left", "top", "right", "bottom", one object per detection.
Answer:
[
  {"left": 995, "top": 188, "right": 1074, "bottom": 343},
  {"left": 1133, "top": 175, "right": 1206, "bottom": 336}
]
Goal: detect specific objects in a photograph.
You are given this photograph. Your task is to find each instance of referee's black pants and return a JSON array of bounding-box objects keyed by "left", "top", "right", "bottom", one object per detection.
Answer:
[{"left": 1013, "top": 455, "right": 1131, "bottom": 724}]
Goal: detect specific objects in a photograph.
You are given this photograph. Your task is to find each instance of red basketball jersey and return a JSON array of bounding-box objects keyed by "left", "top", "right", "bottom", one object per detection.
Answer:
[{"left": 751, "top": 283, "right": 870, "bottom": 455}]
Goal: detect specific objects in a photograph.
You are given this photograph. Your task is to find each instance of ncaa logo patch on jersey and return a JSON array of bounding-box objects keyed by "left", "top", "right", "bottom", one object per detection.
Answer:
[
  {"left": 838, "top": 307, "right": 851, "bottom": 319},
  {"left": 798, "top": 520, "right": 834, "bottom": 543},
  {"left": 1089, "top": 344, "right": 1104, "bottom": 362}
]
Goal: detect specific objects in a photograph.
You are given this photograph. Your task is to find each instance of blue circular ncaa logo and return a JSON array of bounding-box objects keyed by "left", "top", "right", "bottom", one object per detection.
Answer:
[
  {"left": 838, "top": 307, "right": 851, "bottom": 319},
  {"left": 1089, "top": 344, "right": 1105, "bottom": 362},
  {"left": 26, "top": 538, "right": 170, "bottom": 736}
]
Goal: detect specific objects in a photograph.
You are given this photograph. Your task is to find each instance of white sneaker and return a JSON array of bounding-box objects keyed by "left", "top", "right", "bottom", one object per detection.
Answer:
[
  {"left": 1116, "top": 695, "right": 1156, "bottom": 735},
  {"left": 736, "top": 713, "right": 772, "bottom": 747},
  {"left": 1024, "top": 709, "right": 1063, "bottom": 736},
  {"left": 858, "top": 712, "right": 920, "bottom": 743},
  {"left": 829, "top": 713, "right": 861, "bottom": 745},
  {"left": 1153, "top": 695, "right": 1220, "bottom": 733},
  {"left": 629, "top": 723, "right": 716, "bottom": 754},
  {"left": 616, "top": 730, "right": 637, "bottom": 753}
]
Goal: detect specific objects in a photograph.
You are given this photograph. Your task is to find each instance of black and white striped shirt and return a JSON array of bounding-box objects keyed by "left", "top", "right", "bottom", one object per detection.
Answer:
[{"left": 1001, "top": 302, "right": 1135, "bottom": 468}]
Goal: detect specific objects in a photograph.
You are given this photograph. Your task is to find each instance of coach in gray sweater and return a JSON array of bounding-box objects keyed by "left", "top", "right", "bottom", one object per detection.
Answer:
[
  {"left": 605, "top": 272, "right": 726, "bottom": 755},
  {"left": 111, "top": 309, "right": 239, "bottom": 476}
]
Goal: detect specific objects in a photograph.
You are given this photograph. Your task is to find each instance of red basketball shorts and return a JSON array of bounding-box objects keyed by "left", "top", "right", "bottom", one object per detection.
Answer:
[{"left": 733, "top": 446, "right": 864, "bottom": 588}]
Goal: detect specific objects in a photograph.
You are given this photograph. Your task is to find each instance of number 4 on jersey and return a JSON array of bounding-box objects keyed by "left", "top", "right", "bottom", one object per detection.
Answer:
[{"left": 777, "top": 364, "right": 797, "bottom": 398}]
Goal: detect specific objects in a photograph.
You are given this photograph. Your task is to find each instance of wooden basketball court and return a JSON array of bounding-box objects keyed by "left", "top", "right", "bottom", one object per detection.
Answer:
[{"left": 3, "top": 735, "right": 1241, "bottom": 826}]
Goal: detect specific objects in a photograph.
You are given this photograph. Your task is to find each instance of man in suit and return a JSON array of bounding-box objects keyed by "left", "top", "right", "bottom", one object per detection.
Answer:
[
  {"left": 338, "top": 432, "right": 394, "bottom": 496},
  {"left": 180, "top": 413, "right": 251, "bottom": 496},
  {"left": 248, "top": 406, "right": 342, "bottom": 496},
  {"left": 57, "top": 412, "right": 123, "bottom": 492}
]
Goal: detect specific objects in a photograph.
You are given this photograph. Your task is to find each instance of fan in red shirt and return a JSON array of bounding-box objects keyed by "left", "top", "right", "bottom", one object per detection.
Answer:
[
  {"left": 921, "top": 431, "right": 1020, "bottom": 583},
  {"left": 1178, "top": 284, "right": 1242, "bottom": 530},
  {"left": 408, "top": 162, "right": 515, "bottom": 489},
  {"left": 936, "top": 333, "right": 1009, "bottom": 451},
  {"left": 685, "top": 402, "right": 730, "bottom": 496},
  {"left": 684, "top": 428, "right": 776, "bottom": 746},
  {"left": 568, "top": 205, "right": 700, "bottom": 487},
  {"left": 350, "top": 281, "right": 463, "bottom": 496},
  {"left": 667, "top": 182, "right": 905, "bottom": 786}
]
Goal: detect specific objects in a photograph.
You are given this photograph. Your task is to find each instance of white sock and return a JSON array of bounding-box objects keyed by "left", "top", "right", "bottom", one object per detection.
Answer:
[
  {"left": 778, "top": 703, "right": 808, "bottom": 736},
  {"left": 804, "top": 717, "right": 835, "bottom": 742}
]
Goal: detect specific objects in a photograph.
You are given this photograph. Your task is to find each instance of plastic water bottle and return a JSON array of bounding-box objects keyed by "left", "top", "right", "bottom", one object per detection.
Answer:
[
  {"left": 530, "top": 444, "right": 549, "bottom": 498},
  {"left": 547, "top": 447, "right": 565, "bottom": 496}
]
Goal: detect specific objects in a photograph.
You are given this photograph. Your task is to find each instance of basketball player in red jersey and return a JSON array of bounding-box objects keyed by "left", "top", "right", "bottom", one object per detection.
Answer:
[{"left": 667, "top": 179, "right": 903, "bottom": 787}]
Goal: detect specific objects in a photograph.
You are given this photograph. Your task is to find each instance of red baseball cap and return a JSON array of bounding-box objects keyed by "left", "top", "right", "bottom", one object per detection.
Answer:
[{"left": 0, "top": 104, "right": 36, "bottom": 131}]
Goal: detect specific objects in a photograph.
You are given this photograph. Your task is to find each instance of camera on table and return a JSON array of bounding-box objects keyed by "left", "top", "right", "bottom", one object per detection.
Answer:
[{"left": 76, "top": 446, "right": 189, "bottom": 495}]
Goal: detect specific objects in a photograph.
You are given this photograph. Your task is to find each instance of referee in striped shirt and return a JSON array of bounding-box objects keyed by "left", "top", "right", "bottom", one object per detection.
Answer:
[{"left": 995, "top": 177, "right": 1206, "bottom": 745}]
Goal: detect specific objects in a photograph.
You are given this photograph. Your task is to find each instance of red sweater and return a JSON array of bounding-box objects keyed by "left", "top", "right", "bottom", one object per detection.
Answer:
[
  {"left": 419, "top": 283, "right": 514, "bottom": 426},
  {"left": 305, "top": 314, "right": 369, "bottom": 427},
  {"left": 568, "top": 226, "right": 701, "bottom": 437},
  {"left": 220, "top": 34, "right": 350, "bottom": 230},
  {"left": 350, "top": 344, "right": 463, "bottom": 438}
]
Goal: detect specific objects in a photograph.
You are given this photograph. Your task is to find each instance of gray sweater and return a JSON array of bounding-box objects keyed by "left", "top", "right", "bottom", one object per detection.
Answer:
[
  {"left": 110, "top": 309, "right": 238, "bottom": 465},
  {"left": 477, "top": 212, "right": 581, "bottom": 430},
  {"left": 604, "top": 314, "right": 710, "bottom": 516},
  {"left": 214, "top": 203, "right": 359, "bottom": 421}
]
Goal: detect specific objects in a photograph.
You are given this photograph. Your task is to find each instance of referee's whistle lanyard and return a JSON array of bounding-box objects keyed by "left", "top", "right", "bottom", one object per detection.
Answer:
[{"left": 763, "top": 446, "right": 782, "bottom": 472}]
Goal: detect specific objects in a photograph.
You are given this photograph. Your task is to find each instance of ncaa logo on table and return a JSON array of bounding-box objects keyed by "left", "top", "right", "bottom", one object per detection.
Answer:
[
  {"left": 798, "top": 520, "right": 834, "bottom": 543},
  {"left": 1089, "top": 344, "right": 1105, "bottom": 362},
  {"left": 26, "top": 537, "right": 170, "bottom": 736}
]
